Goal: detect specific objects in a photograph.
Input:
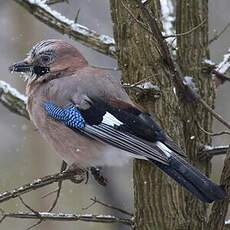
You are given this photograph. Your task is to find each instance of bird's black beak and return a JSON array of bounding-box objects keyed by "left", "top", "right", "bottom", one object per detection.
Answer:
[{"left": 9, "top": 60, "right": 33, "bottom": 73}]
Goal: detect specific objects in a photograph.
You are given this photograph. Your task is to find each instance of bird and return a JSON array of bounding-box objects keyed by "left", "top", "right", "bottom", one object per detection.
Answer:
[{"left": 9, "top": 39, "right": 226, "bottom": 203}]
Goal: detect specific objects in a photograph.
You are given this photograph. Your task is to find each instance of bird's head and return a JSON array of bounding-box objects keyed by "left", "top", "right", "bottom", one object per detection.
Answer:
[{"left": 9, "top": 39, "right": 88, "bottom": 83}]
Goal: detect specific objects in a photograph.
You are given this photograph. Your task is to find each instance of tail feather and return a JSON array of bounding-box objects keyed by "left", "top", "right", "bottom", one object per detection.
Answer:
[{"left": 150, "top": 153, "right": 226, "bottom": 203}]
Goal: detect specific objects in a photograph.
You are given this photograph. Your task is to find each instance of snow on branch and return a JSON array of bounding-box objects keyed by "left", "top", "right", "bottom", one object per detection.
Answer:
[
  {"left": 203, "top": 49, "right": 230, "bottom": 87},
  {"left": 199, "top": 145, "right": 229, "bottom": 160},
  {"left": 0, "top": 167, "right": 133, "bottom": 226},
  {"left": 14, "top": 0, "right": 116, "bottom": 57},
  {"left": 0, "top": 211, "right": 133, "bottom": 226},
  {"left": 216, "top": 48, "right": 230, "bottom": 74},
  {"left": 0, "top": 168, "right": 84, "bottom": 204},
  {"left": 0, "top": 80, "right": 28, "bottom": 119}
]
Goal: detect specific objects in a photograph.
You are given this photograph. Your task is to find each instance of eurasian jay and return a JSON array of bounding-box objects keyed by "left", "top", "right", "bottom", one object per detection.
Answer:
[{"left": 9, "top": 39, "right": 225, "bottom": 203}]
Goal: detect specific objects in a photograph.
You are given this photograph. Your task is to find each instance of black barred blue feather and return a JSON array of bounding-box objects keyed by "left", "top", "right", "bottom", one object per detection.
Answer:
[{"left": 43, "top": 101, "right": 85, "bottom": 129}]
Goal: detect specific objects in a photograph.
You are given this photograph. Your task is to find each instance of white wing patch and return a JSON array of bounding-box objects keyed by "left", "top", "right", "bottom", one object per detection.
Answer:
[
  {"left": 102, "top": 112, "right": 123, "bottom": 127},
  {"left": 156, "top": 141, "right": 172, "bottom": 157}
]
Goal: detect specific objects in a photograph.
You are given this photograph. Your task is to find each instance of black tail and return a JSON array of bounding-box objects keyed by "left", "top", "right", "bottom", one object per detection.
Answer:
[{"left": 151, "top": 154, "right": 226, "bottom": 203}]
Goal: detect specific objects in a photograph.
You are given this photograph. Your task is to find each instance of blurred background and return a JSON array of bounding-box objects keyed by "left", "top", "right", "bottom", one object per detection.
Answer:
[{"left": 0, "top": 0, "right": 229, "bottom": 229}]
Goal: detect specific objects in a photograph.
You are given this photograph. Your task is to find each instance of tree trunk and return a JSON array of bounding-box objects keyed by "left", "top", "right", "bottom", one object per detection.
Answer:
[
  {"left": 176, "top": 1, "right": 211, "bottom": 229},
  {"left": 110, "top": 0, "right": 211, "bottom": 229}
]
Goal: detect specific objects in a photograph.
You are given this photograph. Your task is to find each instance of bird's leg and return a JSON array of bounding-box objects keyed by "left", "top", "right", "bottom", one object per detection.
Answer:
[
  {"left": 43, "top": 101, "right": 85, "bottom": 129},
  {"left": 90, "top": 167, "right": 108, "bottom": 186}
]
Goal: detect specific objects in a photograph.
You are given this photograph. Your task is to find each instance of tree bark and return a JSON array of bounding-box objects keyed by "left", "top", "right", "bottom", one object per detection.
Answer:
[
  {"left": 176, "top": 1, "right": 211, "bottom": 229},
  {"left": 110, "top": 0, "right": 211, "bottom": 229},
  {"left": 207, "top": 146, "right": 230, "bottom": 230},
  {"left": 111, "top": 1, "right": 186, "bottom": 229}
]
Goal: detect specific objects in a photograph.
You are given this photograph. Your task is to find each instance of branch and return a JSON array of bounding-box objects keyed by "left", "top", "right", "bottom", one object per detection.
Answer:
[
  {"left": 14, "top": 0, "right": 116, "bottom": 57},
  {"left": 0, "top": 211, "right": 133, "bottom": 226},
  {"left": 197, "top": 122, "right": 230, "bottom": 136},
  {"left": 48, "top": 161, "right": 67, "bottom": 212},
  {"left": 216, "top": 48, "right": 230, "bottom": 75},
  {"left": 203, "top": 51, "right": 230, "bottom": 88},
  {"left": 0, "top": 81, "right": 28, "bottom": 119},
  {"left": 0, "top": 169, "right": 84, "bottom": 204},
  {"left": 199, "top": 145, "right": 229, "bottom": 160},
  {"left": 83, "top": 197, "right": 133, "bottom": 216},
  {"left": 121, "top": 0, "right": 152, "bottom": 34},
  {"left": 163, "top": 19, "right": 206, "bottom": 39}
]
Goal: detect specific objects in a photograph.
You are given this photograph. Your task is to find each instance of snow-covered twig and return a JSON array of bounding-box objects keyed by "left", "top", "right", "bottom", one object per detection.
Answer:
[
  {"left": 216, "top": 49, "right": 230, "bottom": 75},
  {"left": 0, "top": 211, "right": 133, "bottom": 225},
  {"left": 199, "top": 145, "right": 229, "bottom": 159},
  {"left": 0, "top": 80, "right": 28, "bottom": 119},
  {"left": 0, "top": 168, "right": 85, "bottom": 204},
  {"left": 14, "top": 0, "right": 116, "bottom": 57},
  {"left": 203, "top": 50, "right": 230, "bottom": 87}
]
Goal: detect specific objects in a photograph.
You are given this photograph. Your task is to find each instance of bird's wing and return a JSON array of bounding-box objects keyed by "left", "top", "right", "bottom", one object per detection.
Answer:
[
  {"left": 80, "top": 123, "right": 170, "bottom": 165},
  {"left": 67, "top": 72, "right": 186, "bottom": 161}
]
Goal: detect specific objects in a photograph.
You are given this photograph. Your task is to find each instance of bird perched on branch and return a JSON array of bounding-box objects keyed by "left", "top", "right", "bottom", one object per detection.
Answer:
[{"left": 9, "top": 39, "right": 225, "bottom": 203}]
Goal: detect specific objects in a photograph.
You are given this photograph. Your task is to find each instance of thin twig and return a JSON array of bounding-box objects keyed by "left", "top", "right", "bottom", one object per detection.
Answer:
[
  {"left": 121, "top": 0, "right": 152, "bottom": 34},
  {"left": 19, "top": 196, "right": 42, "bottom": 218},
  {"left": 25, "top": 220, "right": 43, "bottom": 230},
  {"left": 87, "top": 197, "right": 133, "bottom": 216},
  {"left": 197, "top": 122, "right": 230, "bottom": 136},
  {"left": 198, "top": 97, "right": 230, "bottom": 130},
  {"left": 41, "top": 188, "right": 59, "bottom": 199},
  {"left": 19, "top": 196, "right": 43, "bottom": 230},
  {"left": 45, "top": 0, "right": 69, "bottom": 5},
  {"left": 0, "top": 211, "right": 133, "bottom": 225},
  {"left": 74, "top": 8, "right": 81, "bottom": 23},
  {"left": 209, "top": 22, "right": 230, "bottom": 44},
  {"left": 163, "top": 19, "right": 207, "bottom": 39},
  {"left": 48, "top": 161, "right": 67, "bottom": 212}
]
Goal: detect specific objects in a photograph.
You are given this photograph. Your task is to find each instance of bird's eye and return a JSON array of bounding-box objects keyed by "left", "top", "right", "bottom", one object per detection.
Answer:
[{"left": 41, "top": 55, "right": 51, "bottom": 64}]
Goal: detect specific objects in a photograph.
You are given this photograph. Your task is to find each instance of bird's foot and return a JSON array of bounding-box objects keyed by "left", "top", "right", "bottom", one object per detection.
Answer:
[
  {"left": 90, "top": 167, "right": 108, "bottom": 186},
  {"left": 68, "top": 164, "right": 88, "bottom": 184}
]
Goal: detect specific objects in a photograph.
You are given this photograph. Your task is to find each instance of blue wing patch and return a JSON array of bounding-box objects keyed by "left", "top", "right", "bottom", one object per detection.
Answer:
[{"left": 44, "top": 101, "right": 85, "bottom": 129}]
